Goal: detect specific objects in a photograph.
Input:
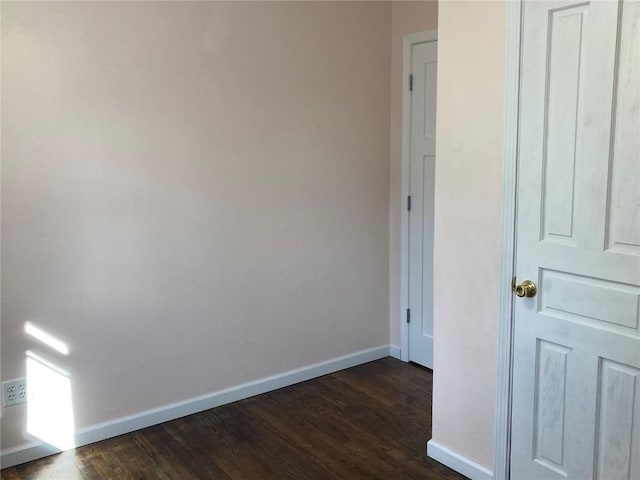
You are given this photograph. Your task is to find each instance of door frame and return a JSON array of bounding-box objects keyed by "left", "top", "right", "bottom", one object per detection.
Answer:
[
  {"left": 400, "top": 29, "right": 438, "bottom": 363},
  {"left": 493, "top": 2, "right": 523, "bottom": 479}
]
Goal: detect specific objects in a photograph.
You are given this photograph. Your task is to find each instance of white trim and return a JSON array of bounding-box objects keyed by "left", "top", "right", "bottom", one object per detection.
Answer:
[
  {"left": 400, "top": 29, "right": 438, "bottom": 363},
  {"left": 389, "top": 344, "right": 402, "bottom": 360},
  {"left": 493, "top": 1, "right": 523, "bottom": 480},
  {"left": 1, "top": 345, "right": 391, "bottom": 468},
  {"left": 427, "top": 440, "right": 494, "bottom": 480}
]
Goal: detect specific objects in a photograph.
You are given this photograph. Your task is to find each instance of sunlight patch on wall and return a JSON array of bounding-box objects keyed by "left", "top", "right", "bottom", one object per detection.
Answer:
[
  {"left": 24, "top": 322, "right": 70, "bottom": 356},
  {"left": 26, "top": 351, "right": 75, "bottom": 450}
]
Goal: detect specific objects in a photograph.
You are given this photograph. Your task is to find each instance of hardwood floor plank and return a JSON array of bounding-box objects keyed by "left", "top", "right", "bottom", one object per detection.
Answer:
[
  {"left": 249, "top": 396, "right": 397, "bottom": 478},
  {"left": 1, "top": 359, "right": 465, "bottom": 480}
]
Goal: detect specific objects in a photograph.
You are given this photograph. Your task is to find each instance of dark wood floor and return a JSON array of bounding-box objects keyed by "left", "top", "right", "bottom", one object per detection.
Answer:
[{"left": 1, "top": 358, "right": 465, "bottom": 480}]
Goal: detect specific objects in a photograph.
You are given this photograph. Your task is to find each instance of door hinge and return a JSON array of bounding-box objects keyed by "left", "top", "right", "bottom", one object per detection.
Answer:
[
  {"left": 407, "top": 195, "right": 412, "bottom": 211},
  {"left": 409, "top": 74, "right": 413, "bottom": 92},
  {"left": 406, "top": 308, "right": 411, "bottom": 323}
]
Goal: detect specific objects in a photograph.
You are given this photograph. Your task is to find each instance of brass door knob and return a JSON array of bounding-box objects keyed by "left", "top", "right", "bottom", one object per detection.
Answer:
[{"left": 514, "top": 279, "right": 537, "bottom": 298}]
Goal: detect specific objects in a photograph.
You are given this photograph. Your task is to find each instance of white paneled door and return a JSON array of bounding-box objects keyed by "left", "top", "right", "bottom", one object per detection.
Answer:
[
  {"left": 408, "top": 40, "right": 437, "bottom": 368},
  {"left": 511, "top": 1, "right": 640, "bottom": 478}
]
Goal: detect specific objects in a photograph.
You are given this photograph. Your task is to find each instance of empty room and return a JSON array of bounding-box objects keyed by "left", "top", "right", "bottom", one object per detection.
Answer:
[{"left": 1, "top": 1, "right": 638, "bottom": 479}]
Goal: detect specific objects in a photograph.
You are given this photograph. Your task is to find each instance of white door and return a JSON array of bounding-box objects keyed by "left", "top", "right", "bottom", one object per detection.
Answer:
[
  {"left": 408, "top": 40, "right": 437, "bottom": 368},
  {"left": 511, "top": 1, "right": 640, "bottom": 478}
]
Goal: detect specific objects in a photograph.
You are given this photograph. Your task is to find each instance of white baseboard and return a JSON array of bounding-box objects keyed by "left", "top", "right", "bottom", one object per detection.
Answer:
[
  {"left": 389, "top": 344, "right": 402, "bottom": 360},
  {"left": 1, "top": 344, "right": 392, "bottom": 469},
  {"left": 427, "top": 440, "right": 494, "bottom": 480}
]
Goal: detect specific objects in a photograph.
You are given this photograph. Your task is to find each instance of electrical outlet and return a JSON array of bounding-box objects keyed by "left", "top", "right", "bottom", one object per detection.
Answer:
[{"left": 2, "top": 378, "right": 28, "bottom": 407}]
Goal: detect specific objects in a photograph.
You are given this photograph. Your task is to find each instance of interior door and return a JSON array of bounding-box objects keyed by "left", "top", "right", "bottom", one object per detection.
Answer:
[
  {"left": 408, "top": 40, "right": 437, "bottom": 368},
  {"left": 511, "top": 1, "right": 640, "bottom": 478}
]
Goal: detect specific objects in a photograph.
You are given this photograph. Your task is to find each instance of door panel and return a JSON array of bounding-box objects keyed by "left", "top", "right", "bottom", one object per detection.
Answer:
[
  {"left": 532, "top": 339, "right": 570, "bottom": 472},
  {"left": 541, "top": 3, "right": 587, "bottom": 244},
  {"left": 511, "top": 1, "right": 640, "bottom": 478},
  {"left": 539, "top": 269, "right": 640, "bottom": 332},
  {"left": 596, "top": 360, "right": 640, "bottom": 480},
  {"left": 408, "top": 40, "right": 437, "bottom": 368},
  {"left": 608, "top": 0, "right": 640, "bottom": 255}
]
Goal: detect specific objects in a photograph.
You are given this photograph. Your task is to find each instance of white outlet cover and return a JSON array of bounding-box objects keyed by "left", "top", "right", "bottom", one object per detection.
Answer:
[{"left": 2, "top": 378, "right": 28, "bottom": 407}]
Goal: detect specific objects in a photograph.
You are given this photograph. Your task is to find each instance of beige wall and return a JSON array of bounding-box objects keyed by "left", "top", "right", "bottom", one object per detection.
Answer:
[
  {"left": 1, "top": 1, "right": 391, "bottom": 450},
  {"left": 389, "top": 1, "right": 438, "bottom": 347},
  {"left": 431, "top": 0, "right": 507, "bottom": 470}
]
